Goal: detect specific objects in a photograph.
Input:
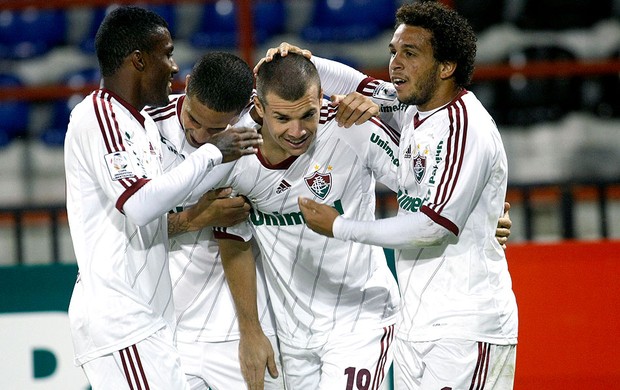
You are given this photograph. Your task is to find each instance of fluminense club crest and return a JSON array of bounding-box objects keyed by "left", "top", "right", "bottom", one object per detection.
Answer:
[
  {"left": 304, "top": 170, "right": 332, "bottom": 199},
  {"left": 412, "top": 151, "right": 426, "bottom": 184}
]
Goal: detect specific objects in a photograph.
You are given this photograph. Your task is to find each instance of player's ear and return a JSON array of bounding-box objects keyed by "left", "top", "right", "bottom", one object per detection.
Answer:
[
  {"left": 184, "top": 74, "right": 191, "bottom": 93},
  {"left": 439, "top": 60, "right": 456, "bottom": 80},
  {"left": 131, "top": 50, "right": 146, "bottom": 72},
  {"left": 254, "top": 95, "right": 265, "bottom": 118}
]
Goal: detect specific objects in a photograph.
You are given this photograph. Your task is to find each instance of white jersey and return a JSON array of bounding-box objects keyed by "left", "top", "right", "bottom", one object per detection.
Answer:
[
  {"left": 65, "top": 89, "right": 174, "bottom": 365},
  {"left": 146, "top": 95, "right": 277, "bottom": 342},
  {"left": 214, "top": 99, "right": 402, "bottom": 349},
  {"left": 315, "top": 57, "right": 518, "bottom": 345}
]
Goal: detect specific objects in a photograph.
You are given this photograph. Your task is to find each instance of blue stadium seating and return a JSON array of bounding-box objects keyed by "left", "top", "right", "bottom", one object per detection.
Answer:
[
  {"left": 0, "top": 9, "right": 67, "bottom": 59},
  {"left": 300, "top": 0, "right": 397, "bottom": 42},
  {"left": 79, "top": 5, "right": 177, "bottom": 54},
  {"left": 0, "top": 74, "right": 30, "bottom": 147},
  {"left": 190, "top": 0, "right": 286, "bottom": 48},
  {"left": 40, "top": 67, "right": 101, "bottom": 147}
]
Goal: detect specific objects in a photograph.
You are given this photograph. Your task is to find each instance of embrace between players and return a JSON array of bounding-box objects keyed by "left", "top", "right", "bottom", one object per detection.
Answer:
[{"left": 65, "top": 3, "right": 516, "bottom": 390}]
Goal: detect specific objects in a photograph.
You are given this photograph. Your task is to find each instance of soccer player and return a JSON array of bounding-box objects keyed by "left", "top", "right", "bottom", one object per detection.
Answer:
[
  {"left": 64, "top": 7, "right": 261, "bottom": 389},
  {"left": 297, "top": 2, "right": 519, "bottom": 389},
  {"left": 145, "top": 52, "right": 284, "bottom": 389},
  {"left": 213, "top": 53, "right": 401, "bottom": 389}
]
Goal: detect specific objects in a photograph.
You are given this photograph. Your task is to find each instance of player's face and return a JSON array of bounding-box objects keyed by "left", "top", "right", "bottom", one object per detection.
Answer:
[
  {"left": 255, "top": 85, "right": 321, "bottom": 165},
  {"left": 141, "top": 27, "right": 179, "bottom": 107},
  {"left": 388, "top": 24, "right": 442, "bottom": 110},
  {"left": 181, "top": 94, "right": 239, "bottom": 148}
]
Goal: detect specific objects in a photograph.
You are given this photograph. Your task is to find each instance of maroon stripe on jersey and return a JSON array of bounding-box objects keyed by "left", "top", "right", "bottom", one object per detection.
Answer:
[
  {"left": 115, "top": 177, "right": 150, "bottom": 213},
  {"left": 152, "top": 110, "right": 177, "bottom": 122},
  {"left": 213, "top": 227, "right": 246, "bottom": 241},
  {"left": 132, "top": 344, "right": 151, "bottom": 390},
  {"left": 421, "top": 205, "right": 459, "bottom": 235},
  {"left": 319, "top": 102, "right": 338, "bottom": 124},
  {"left": 93, "top": 91, "right": 132, "bottom": 190},
  {"left": 469, "top": 342, "right": 490, "bottom": 390},
  {"left": 428, "top": 97, "right": 468, "bottom": 215},
  {"left": 92, "top": 91, "right": 113, "bottom": 154},
  {"left": 369, "top": 116, "right": 400, "bottom": 146},
  {"left": 145, "top": 97, "right": 178, "bottom": 117},
  {"left": 356, "top": 77, "right": 380, "bottom": 97}
]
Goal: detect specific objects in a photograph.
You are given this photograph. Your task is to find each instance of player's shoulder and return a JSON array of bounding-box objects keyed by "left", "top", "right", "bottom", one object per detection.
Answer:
[{"left": 145, "top": 94, "right": 184, "bottom": 122}]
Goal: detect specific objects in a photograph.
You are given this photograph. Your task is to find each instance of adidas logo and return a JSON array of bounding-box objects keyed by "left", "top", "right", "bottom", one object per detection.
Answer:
[
  {"left": 275, "top": 180, "right": 291, "bottom": 194},
  {"left": 404, "top": 145, "right": 412, "bottom": 159}
]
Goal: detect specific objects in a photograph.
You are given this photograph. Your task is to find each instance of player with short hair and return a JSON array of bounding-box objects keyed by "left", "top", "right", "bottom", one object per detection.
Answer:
[
  {"left": 145, "top": 51, "right": 284, "bottom": 389},
  {"left": 213, "top": 52, "right": 401, "bottom": 389},
  {"left": 296, "top": 2, "right": 519, "bottom": 389},
  {"left": 64, "top": 6, "right": 262, "bottom": 389}
]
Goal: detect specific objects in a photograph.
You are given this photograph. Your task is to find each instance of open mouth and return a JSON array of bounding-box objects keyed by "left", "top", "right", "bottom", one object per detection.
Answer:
[
  {"left": 285, "top": 136, "right": 309, "bottom": 148},
  {"left": 392, "top": 77, "right": 406, "bottom": 87}
]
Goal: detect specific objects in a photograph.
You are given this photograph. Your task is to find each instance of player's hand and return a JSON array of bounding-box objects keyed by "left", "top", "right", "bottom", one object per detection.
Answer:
[
  {"left": 298, "top": 197, "right": 339, "bottom": 237},
  {"left": 187, "top": 188, "right": 251, "bottom": 229},
  {"left": 239, "top": 330, "right": 279, "bottom": 390},
  {"left": 331, "top": 92, "right": 379, "bottom": 128},
  {"left": 254, "top": 42, "right": 312, "bottom": 74},
  {"left": 496, "top": 201, "right": 512, "bottom": 250},
  {"left": 208, "top": 126, "right": 263, "bottom": 163}
]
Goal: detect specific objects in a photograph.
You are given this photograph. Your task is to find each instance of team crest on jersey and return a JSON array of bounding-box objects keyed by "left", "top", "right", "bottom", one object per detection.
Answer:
[
  {"left": 105, "top": 151, "right": 135, "bottom": 181},
  {"left": 412, "top": 151, "right": 426, "bottom": 184},
  {"left": 304, "top": 171, "right": 332, "bottom": 199}
]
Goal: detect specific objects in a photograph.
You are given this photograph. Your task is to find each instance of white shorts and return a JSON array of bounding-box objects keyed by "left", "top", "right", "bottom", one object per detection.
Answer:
[
  {"left": 393, "top": 338, "right": 516, "bottom": 390},
  {"left": 176, "top": 334, "right": 285, "bottom": 390},
  {"left": 279, "top": 324, "right": 395, "bottom": 390},
  {"left": 82, "top": 326, "right": 189, "bottom": 390}
]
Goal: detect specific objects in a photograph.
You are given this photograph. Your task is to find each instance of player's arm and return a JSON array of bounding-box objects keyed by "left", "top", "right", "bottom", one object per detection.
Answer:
[
  {"left": 167, "top": 187, "right": 250, "bottom": 237},
  {"left": 299, "top": 199, "right": 512, "bottom": 249},
  {"left": 122, "top": 126, "right": 260, "bottom": 226},
  {"left": 299, "top": 197, "right": 451, "bottom": 249},
  {"left": 218, "top": 237, "right": 279, "bottom": 390}
]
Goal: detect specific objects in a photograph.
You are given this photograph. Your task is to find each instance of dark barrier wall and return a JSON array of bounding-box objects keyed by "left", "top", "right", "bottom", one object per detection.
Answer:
[{"left": 1, "top": 241, "right": 619, "bottom": 388}]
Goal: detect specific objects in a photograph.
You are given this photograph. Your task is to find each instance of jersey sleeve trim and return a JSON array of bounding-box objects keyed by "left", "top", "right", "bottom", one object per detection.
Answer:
[
  {"left": 213, "top": 227, "right": 246, "bottom": 242},
  {"left": 356, "top": 77, "right": 380, "bottom": 96},
  {"left": 421, "top": 205, "right": 459, "bottom": 236},
  {"left": 116, "top": 178, "right": 150, "bottom": 214}
]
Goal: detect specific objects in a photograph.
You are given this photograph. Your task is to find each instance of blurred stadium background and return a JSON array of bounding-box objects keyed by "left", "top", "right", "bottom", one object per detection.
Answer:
[{"left": 0, "top": 0, "right": 618, "bottom": 388}]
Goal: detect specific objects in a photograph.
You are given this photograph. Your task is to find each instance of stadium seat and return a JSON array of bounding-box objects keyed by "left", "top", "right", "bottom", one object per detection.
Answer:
[
  {"left": 515, "top": 0, "right": 613, "bottom": 30},
  {"left": 190, "top": 0, "right": 286, "bottom": 48},
  {"left": 453, "top": 0, "right": 506, "bottom": 33},
  {"left": 0, "top": 74, "right": 30, "bottom": 147},
  {"left": 0, "top": 8, "right": 67, "bottom": 59},
  {"left": 40, "top": 67, "right": 101, "bottom": 147},
  {"left": 493, "top": 45, "right": 582, "bottom": 126},
  {"left": 300, "top": 0, "right": 397, "bottom": 42},
  {"left": 79, "top": 4, "right": 177, "bottom": 54},
  {"left": 585, "top": 51, "right": 620, "bottom": 118}
]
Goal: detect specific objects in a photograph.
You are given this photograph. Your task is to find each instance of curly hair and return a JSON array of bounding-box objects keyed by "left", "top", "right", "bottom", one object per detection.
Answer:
[
  {"left": 396, "top": 1, "right": 477, "bottom": 87},
  {"left": 95, "top": 6, "right": 169, "bottom": 77}
]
